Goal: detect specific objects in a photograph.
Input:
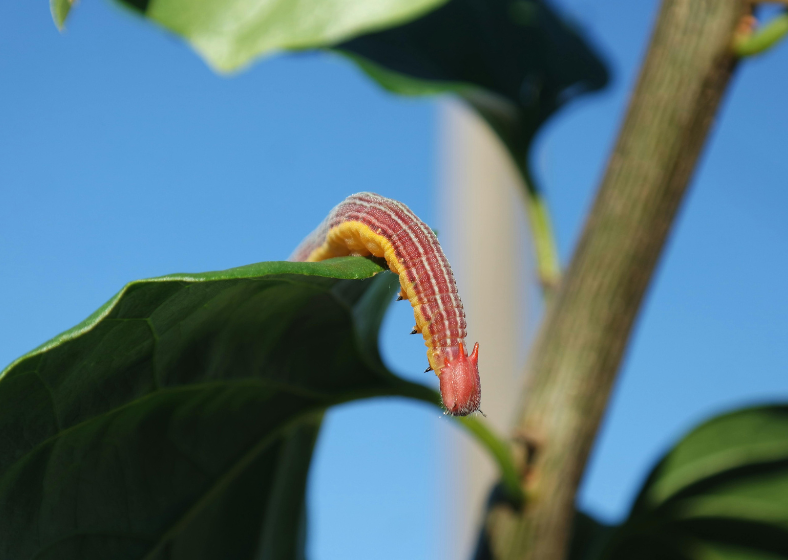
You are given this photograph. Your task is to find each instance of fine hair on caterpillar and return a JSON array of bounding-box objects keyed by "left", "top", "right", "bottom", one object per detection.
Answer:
[{"left": 291, "top": 192, "right": 481, "bottom": 417}]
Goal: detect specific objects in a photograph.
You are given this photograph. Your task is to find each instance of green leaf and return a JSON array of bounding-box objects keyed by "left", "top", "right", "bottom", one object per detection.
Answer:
[
  {"left": 50, "top": 0, "right": 73, "bottom": 30},
  {"left": 337, "top": 0, "right": 609, "bottom": 181},
  {"left": 596, "top": 406, "right": 788, "bottom": 560},
  {"left": 689, "top": 537, "right": 788, "bottom": 560},
  {"left": 568, "top": 511, "right": 615, "bottom": 560},
  {"left": 111, "top": 0, "right": 450, "bottom": 72},
  {"left": 634, "top": 406, "right": 788, "bottom": 512},
  {"left": 0, "top": 257, "right": 436, "bottom": 559}
]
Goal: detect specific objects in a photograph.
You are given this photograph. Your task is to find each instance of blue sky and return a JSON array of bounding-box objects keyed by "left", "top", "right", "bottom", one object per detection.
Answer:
[{"left": 2, "top": 1, "right": 788, "bottom": 559}]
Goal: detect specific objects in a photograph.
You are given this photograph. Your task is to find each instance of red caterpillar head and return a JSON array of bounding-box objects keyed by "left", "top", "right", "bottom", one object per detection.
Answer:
[{"left": 439, "top": 342, "right": 481, "bottom": 416}]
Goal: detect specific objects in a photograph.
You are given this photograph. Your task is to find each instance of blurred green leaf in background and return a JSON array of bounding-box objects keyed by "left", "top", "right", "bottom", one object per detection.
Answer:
[
  {"left": 575, "top": 406, "right": 788, "bottom": 560},
  {"left": 54, "top": 0, "right": 608, "bottom": 187},
  {"left": 102, "top": 0, "right": 450, "bottom": 72},
  {"left": 339, "top": 0, "right": 609, "bottom": 183}
]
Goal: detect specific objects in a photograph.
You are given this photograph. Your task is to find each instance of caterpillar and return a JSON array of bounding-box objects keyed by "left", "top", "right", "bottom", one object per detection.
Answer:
[{"left": 291, "top": 192, "right": 481, "bottom": 416}]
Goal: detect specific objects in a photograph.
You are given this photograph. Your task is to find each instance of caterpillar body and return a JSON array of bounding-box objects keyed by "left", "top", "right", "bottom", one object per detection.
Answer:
[{"left": 291, "top": 192, "right": 481, "bottom": 416}]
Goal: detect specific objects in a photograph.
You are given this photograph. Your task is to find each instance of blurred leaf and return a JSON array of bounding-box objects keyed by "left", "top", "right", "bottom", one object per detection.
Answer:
[
  {"left": 108, "top": 0, "right": 449, "bottom": 71},
  {"left": 338, "top": 0, "right": 609, "bottom": 182},
  {"left": 690, "top": 537, "right": 788, "bottom": 560},
  {"left": 0, "top": 257, "right": 437, "bottom": 560},
  {"left": 53, "top": 0, "right": 607, "bottom": 188},
  {"left": 50, "top": 0, "right": 73, "bottom": 30},
  {"left": 568, "top": 511, "right": 615, "bottom": 560},
  {"left": 633, "top": 406, "right": 788, "bottom": 513},
  {"left": 594, "top": 406, "right": 788, "bottom": 560},
  {"left": 59, "top": 0, "right": 607, "bottom": 182},
  {"left": 675, "top": 518, "right": 788, "bottom": 558}
]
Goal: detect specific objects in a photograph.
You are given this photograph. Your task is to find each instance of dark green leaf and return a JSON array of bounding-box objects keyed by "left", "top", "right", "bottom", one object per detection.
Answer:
[
  {"left": 568, "top": 511, "right": 615, "bottom": 560},
  {"left": 597, "top": 406, "right": 788, "bottom": 560},
  {"left": 107, "top": 0, "right": 450, "bottom": 71},
  {"left": 338, "top": 0, "right": 609, "bottom": 182},
  {"left": 674, "top": 518, "right": 788, "bottom": 557},
  {"left": 633, "top": 406, "right": 788, "bottom": 513},
  {"left": 604, "top": 534, "right": 697, "bottom": 560},
  {"left": 686, "top": 538, "right": 788, "bottom": 560},
  {"left": 0, "top": 257, "right": 435, "bottom": 560}
]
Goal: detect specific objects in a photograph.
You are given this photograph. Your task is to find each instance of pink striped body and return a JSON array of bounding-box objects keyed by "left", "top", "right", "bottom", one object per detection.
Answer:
[{"left": 291, "top": 192, "right": 481, "bottom": 416}]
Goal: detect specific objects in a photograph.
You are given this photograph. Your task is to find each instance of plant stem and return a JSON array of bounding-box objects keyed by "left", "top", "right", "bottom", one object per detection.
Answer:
[
  {"left": 479, "top": 2, "right": 750, "bottom": 559},
  {"left": 521, "top": 171, "right": 561, "bottom": 296},
  {"left": 456, "top": 415, "right": 525, "bottom": 504},
  {"left": 384, "top": 381, "right": 524, "bottom": 503},
  {"left": 734, "top": 11, "right": 788, "bottom": 57}
]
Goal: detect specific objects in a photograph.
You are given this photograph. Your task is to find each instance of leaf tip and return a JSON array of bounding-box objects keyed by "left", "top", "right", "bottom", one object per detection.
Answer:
[{"left": 50, "top": 0, "right": 74, "bottom": 31}]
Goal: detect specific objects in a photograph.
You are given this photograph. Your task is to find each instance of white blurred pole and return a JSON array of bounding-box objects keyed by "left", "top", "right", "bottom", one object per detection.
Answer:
[{"left": 437, "top": 101, "right": 533, "bottom": 559}]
